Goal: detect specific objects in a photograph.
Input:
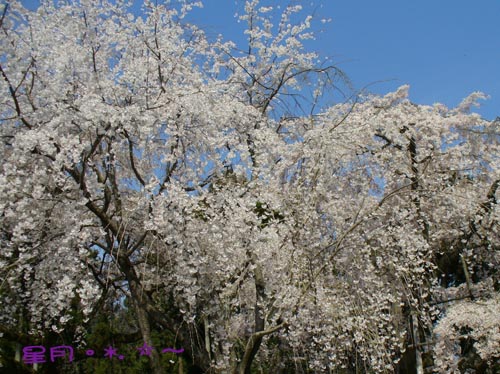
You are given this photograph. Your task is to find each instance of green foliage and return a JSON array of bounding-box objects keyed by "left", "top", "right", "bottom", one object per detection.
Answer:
[{"left": 77, "top": 300, "right": 185, "bottom": 373}]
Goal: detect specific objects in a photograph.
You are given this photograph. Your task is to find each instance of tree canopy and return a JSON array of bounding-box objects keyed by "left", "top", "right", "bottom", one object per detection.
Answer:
[{"left": 1, "top": 1, "right": 499, "bottom": 373}]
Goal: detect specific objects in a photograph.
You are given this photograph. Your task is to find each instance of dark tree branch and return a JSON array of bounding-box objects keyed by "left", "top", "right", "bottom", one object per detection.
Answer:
[
  {"left": 0, "top": 63, "right": 32, "bottom": 129},
  {"left": 124, "top": 129, "right": 146, "bottom": 186}
]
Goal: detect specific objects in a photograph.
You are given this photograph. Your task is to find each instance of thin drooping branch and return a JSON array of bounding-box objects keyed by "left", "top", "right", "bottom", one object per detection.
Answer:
[{"left": 237, "top": 250, "right": 266, "bottom": 374}]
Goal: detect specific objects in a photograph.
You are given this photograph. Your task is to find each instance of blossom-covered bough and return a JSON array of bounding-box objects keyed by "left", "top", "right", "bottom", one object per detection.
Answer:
[{"left": 0, "top": 1, "right": 498, "bottom": 373}]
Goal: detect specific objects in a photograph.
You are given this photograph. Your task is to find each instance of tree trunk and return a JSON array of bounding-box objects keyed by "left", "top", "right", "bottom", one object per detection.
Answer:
[
  {"left": 411, "top": 314, "right": 423, "bottom": 374},
  {"left": 131, "top": 288, "right": 163, "bottom": 374},
  {"left": 116, "top": 254, "right": 162, "bottom": 374}
]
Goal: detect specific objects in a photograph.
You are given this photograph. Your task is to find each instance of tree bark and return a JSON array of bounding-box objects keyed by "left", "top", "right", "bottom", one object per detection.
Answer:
[
  {"left": 411, "top": 314, "right": 423, "bottom": 374},
  {"left": 132, "top": 296, "right": 163, "bottom": 374}
]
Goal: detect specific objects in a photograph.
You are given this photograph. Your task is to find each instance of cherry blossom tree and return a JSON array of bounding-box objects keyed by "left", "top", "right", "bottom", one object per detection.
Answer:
[{"left": 1, "top": 1, "right": 498, "bottom": 373}]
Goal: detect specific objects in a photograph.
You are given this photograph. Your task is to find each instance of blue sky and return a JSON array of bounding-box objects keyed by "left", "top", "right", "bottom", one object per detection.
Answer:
[
  {"left": 188, "top": 0, "right": 500, "bottom": 120},
  {"left": 20, "top": 0, "right": 500, "bottom": 120}
]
